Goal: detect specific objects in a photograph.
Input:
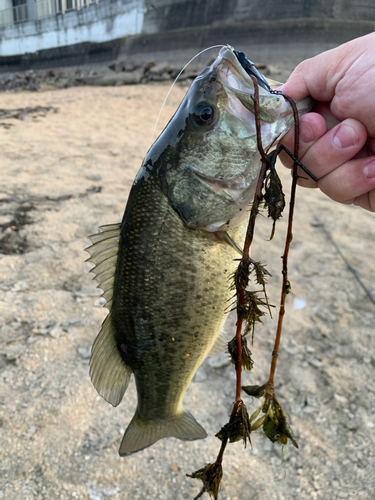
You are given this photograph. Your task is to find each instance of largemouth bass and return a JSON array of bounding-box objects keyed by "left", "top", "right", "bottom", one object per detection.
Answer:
[{"left": 86, "top": 46, "right": 311, "bottom": 456}]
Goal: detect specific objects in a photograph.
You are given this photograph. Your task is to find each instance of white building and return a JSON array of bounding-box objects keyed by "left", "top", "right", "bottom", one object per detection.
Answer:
[
  {"left": 0, "top": 0, "right": 144, "bottom": 57},
  {"left": 0, "top": 0, "right": 100, "bottom": 28}
]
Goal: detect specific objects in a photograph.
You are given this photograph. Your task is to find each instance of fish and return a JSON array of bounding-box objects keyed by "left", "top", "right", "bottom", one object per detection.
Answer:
[{"left": 86, "top": 45, "right": 311, "bottom": 456}]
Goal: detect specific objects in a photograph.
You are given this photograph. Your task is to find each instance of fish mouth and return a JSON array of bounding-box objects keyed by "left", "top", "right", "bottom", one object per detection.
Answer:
[
  {"left": 212, "top": 46, "right": 265, "bottom": 95},
  {"left": 211, "top": 45, "right": 313, "bottom": 123}
]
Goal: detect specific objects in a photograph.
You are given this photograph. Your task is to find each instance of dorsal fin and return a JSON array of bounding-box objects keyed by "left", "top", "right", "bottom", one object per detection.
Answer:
[{"left": 86, "top": 223, "right": 121, "bottom": 311}]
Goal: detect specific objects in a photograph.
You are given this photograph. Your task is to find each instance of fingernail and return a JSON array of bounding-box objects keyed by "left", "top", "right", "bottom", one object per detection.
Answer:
[
  {"left": 363, "top": 160, "right": 375, "bottom": 178},
  {"left": 332, "top": 124, "right": 357, "bottom": 149},
  {"left": 300, "top": 122, "right": 314, "bottom": 143}
]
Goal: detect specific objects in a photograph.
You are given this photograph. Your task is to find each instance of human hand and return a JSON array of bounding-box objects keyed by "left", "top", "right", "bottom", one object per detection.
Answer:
[{"left": 279, "top": 32, "right": 375, "bottom": 212}]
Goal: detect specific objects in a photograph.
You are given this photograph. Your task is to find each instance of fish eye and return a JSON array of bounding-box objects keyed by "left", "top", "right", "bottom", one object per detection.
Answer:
[{"left": 194, "top": 102, "right": 216, "bottom": 127}]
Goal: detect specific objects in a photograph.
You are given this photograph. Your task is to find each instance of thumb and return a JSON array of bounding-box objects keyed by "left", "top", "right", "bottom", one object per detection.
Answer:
[
  {"left": 282, "top": 49, "right": 342, "bottom": 102},
  {"left": 281, "top": 33, "right": 375, "bottom": 102}
]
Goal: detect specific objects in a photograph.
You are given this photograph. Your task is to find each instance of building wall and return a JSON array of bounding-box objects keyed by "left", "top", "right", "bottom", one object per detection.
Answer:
[
  {"left": 1, "top": 0, "right": 375, "bottom": 58},
  {"left": 0, "top": 0, "right": 12, "bottom": 9},
  {"left": 143, "top": 0, "right": 375, "bottom": 33},
  {"left": 0, "top": 0, "right": 13, "bottom": 27},
  {"left": 0, "top": 0, "right": 144, "bottom": 56}
]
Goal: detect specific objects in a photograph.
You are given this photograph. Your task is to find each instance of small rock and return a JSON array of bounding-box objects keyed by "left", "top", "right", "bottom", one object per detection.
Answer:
[
  {"left": 2, "top": 369, "right": 14, "bottom": 382},
  {"left": 337, "top": 491, "right": 349, "bottom": 498},
  {"left": 79, "top": 285, "right": 99, "bottom": 296},
  {"left": 27, "top": 336, "right": 39, "bottom": 344},
  {"left": 78, "top": 347, "right": 91, "bottom": 359},
  {"left": 91, "top": 70, "right": 144, "bottom": 86},
  {"left": 94, "top": 297, "right": 106, "bottom": 307},
  {"left": 54, "top": 78, "right": 73, "bottom": 89},
  {"left": 253, "top": 62, "right": 267, "bottom": 70},
  {"left": 68, "top": 317, "right": 80, "bottom": 325},
  {"left": 27, "top": 425, "right": 36, "bottom": 437},
  {"left": 149, "top": 61, "right": 172, "bottom": 75},
  {"left": 0, "top": 215, "right": 13, "bottom": 225},
  {"left": 11, "top": 280, "right": 28, "bottom": 292},
  {"left": 86, "top": 174, "right": 102, "bottom": 182},
  {"left": 1, "top": 344, "right": 25, "bottom": 361},
  {"left": 310, "top": 219, "right": 323, "bottom": 227},
  {"left": 143, "top": 61, "right": 155, "bottom": 72},
  {"left": 169, "top": 462, "right": 179, "bottom": 472},
  {"left": 266, "top": 64, "right": 280, "bottom": 75},
  {"left": 49, "top": 326, "right": 64, "bottom": 339},
  {"left": 119, "top": 70, "right": 144, "bottom": 85},
  {"left": 306, "top": 355, "right": 322, "bottom": 368},
  {"left": 149, "top": 72, "right": 171, "bottom": 82},
  {"left": 334, "top": 394, "right": 348, "bottom": 404},
  {"left": 123, "top": 58, "right": 138, "bottom": 72},
  {"left": 109, "top": 58, "right": 139, "bottom": 72},
  {"left": 77, "top": 74, "right": 107, "bottom": 86},
  {"left": 344, "top": 419, "right": 359, "bottom": 431},
  {"left": 284, "top": 344, "right": 298, "bottom": 355},
  {"left": 103, "top": 487, "right": 120, "bottom": 497},
  {"left": 193, "top": 367, "right": 207, "bottom": 382},
  {"left": 294, "top": 298, "right": 306, "bottom": 310}
]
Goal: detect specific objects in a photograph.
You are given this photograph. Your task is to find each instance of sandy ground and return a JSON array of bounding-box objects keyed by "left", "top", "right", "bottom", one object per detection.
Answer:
[{"left": 1, "top": 80, "right": 375, "bottom": 500}]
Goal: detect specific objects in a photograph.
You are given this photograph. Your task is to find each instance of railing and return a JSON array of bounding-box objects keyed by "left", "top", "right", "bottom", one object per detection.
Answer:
[
  {"left": 55, "top": 0, "right": 99, "bottom": 15},
  {"left": 0, "top": 0, "right": 100, "bottom": 28}
]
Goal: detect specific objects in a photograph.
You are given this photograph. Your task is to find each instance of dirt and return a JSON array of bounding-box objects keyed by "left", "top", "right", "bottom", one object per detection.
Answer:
[
  {"left": 0, "top": 51, "right": 290, "bottom": 94},
  {"left": 1, "top": 77, "right": 375, "bottom": 500}
]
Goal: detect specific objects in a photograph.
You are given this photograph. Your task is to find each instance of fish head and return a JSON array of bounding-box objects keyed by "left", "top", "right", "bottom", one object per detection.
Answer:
[{"left": 141, "top": 46, "right": 312, "bottom": 232}]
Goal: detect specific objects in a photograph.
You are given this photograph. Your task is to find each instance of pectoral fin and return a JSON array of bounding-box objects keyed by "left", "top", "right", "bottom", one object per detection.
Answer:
[{"left": 215, "top": 231, "right": 243, "bottom": 256}]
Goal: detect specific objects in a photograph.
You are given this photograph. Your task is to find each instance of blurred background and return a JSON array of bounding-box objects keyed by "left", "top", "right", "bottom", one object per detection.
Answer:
[
  {"left": 1, "top": 2, "right": 375, "bottom": 500},
  {"left": 1, "top": 0, "right": 375, "bottom": 86}
]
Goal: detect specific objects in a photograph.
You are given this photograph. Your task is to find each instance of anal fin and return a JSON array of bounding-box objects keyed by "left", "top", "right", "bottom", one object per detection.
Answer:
[{"left": 90, "top": 314, "right": 131, "bottom": 407}]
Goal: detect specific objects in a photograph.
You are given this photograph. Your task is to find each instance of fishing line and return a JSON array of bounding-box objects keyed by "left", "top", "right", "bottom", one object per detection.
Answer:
[{"left": 147, "top": 45, "right": 225, "bottom": 150}]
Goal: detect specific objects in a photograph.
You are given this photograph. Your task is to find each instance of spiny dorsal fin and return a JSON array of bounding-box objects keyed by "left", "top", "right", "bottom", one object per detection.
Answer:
[
  {"left": 90, "top": 314, "right": 131, "bottom": 407},
  {"left": 86, "top": 223, "right": 121, "bottom": 311}
]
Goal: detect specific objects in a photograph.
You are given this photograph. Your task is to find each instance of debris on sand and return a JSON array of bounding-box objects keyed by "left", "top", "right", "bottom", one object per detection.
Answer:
[{"left": 0, "top": 58, "right": 277, "bottom": 92}]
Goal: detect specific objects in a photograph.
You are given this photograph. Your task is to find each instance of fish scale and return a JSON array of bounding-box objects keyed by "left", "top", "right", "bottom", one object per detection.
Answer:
[
  {"left": 113, "top": 174, "right": 242, "bottom": 410},
  {"left": 93, "top": 170, "right": 246, "bottom": 455},
  {"left": 86, "top": 45, "right": 312, "bottom": 456}
]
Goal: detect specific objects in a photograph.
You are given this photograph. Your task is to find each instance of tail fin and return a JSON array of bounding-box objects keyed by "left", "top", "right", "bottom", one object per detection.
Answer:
[{"left": 119, "top": 409, "right": 207, "bottom": 456}]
